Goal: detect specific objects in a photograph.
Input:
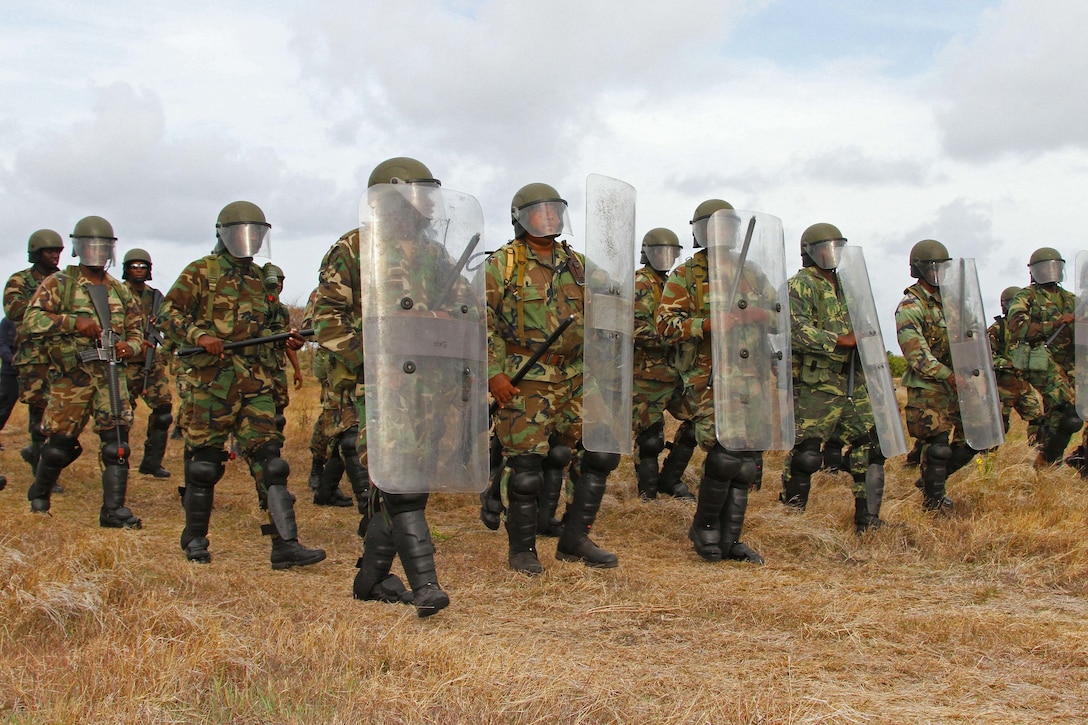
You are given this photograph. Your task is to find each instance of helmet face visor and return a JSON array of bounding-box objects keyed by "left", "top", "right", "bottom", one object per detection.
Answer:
[
  {"left": 915, "top": 259, "right": 942, "bottom": 287},
  {"left": 645, "top": 244, "right": 680, "bottom": 272},
  {"left": 704, "top": 211, "right": 742, "bottom": 249},
  {"left": 218, "top": 222, "right": 271, "bottom": 258},
  {"left": 805, "top": 238, "right": 846, "bottom": 270},
  {"left": 73, "top": 237, "right": 115, "bottom": 268},
  {"left": 516, "top": 200, "right": 570, "bottom": 238},
  {"left": 393, "top": 180, "right": 443, "bottom": 219},
  {"left": 1030, "top": 259, "right": 1064, "bottom": 285}
]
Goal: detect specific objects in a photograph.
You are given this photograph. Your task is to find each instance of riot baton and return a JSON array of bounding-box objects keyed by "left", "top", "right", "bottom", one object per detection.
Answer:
[
  {"left": 431, "top": 233, "right": 481, "bottom": 312},
  {"left": 489, "top": 315, "right": 575, "bottom": 416},
  {"left": 725, "top": 216, "right": 758, "bottom": 313},
  {"left": 176, "top": 328, "right": 314, "bottom": 357}
]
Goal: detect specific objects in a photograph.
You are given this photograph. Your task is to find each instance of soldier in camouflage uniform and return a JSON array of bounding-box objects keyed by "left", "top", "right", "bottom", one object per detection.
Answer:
[
  {"left": 657, "top": 199, "right": 768, "bottom": 564},
  {"left": 158, "top": 200, "right": 325, "bottom": 569},
  {"left": 1006, "top": 248, "right": 1081, "bottom": 469},
  {"left": 120, "top": 248, "right": 174, "bottom": 479},
  {"left": 312, "top": 158, "right": 450, "bottom": 617},
  {"left": 488, "top": 182, "right": 620, "bottom": 575},
  {"left": 988, "top": 286, "right": 1044, "bottom": 440},
  {"left": 780, "top": 223, "right": 885, "bottom": 533},
  {"left": 4, "top": 229, "right": 65, "bottom": 486},
  {"left": 261, "top": 263, "right": 303, "bottom": 432},
  {"left": 23, "top": 216, "right": 143, "bottom": 527},
  {"left": 895, "top": 239, "right": 978, "bottom": 513},
  {"left": 631, "top": 227, "right": 696, "bottom": 501}
]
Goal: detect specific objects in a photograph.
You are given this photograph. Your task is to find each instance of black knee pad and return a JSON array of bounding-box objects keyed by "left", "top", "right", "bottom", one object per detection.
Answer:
[
  {"left": 508, "top": 468, "right": 542, "bottom": 498},
  {"left": 543, "top": 441, "right": 573, "bottom": 471},
  {"left": 263, "top": 457, "right": 290, "bottom": 487},
  {"left": 704, "top": 445, "right": 743, "bottom": 482},
  {"left": 581, "top": 449, "right": 620, "bottom": 474},
  {"left": 99, "top": 429, "right": 131, "bottom": 466},
  {"left": 274, "top": 413, "right": 287, "bottom": 431},
  {"left": 674, "top": 420, "right": 696, "bottom": 448},
  {"left": 736, "top": 453, "right": 763, "bottom": 487},
  {"left": 381, "top": 490, "right": 429, "bottom": 517},
  {"left": 925, "top": 440, "right": 953, "bottom": 466},
  {"left": 43, "top": 434, "right": 80, "bottom": 468},
  {"left": 1058, "top": 404, "right": 1084, "bottom": 435},
  {"left": 250, "top": 439, "right": 283, "bottom": 465},
  {"left": 790, "top": 438, "right": 823, "bottom": 475},
  {"left": 150, "top": 404, "right": 173, "bottom": 430},
  {"left": 339, "top": 427, "right": 362, "bottom": 458},
  {"left": 635, "top": 423, "right": 666, "bottom": 457},
  {"left": 189, "top": 446, "right": 228, "bottom": 487}
]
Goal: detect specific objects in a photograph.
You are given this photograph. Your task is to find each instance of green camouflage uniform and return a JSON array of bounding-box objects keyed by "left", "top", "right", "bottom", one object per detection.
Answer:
[
  {"left": 123, "top": 281, "right": 172, "bottom": 409},
  {"left": 987, "top": 314, "right": 1043, "bottom": 439},
  {"left": 1006, "top": 283, "right": 1079, "bottom": 463},
  {"left": 266, "top": 290, "right": 292, "bottom": 419},
  {"left": 784, "top": 266, "right": 876, "bottom": 499},
  {"left": 4, "top": 265, "right": 55, "bottom": 470}
]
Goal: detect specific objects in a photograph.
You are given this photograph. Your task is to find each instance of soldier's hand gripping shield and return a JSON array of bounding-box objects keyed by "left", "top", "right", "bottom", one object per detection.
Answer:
[
  {"left": 1075, "top": 251, "right": 1088, "bottom": 419},
  {"left": 582, "top": 174, "right": 636, "bottom": 454},
  {"left": 939, "top": 258, "right": 1005, "bottom": 450},
  {"left": 837, "top": 245, "right": 909, "bottom": 457},
  {"left": 360, "top": 184, "right": 488, "bottom": 494},
  {"left": 707, "top": 209, "right": 793, "bottom": 451}
]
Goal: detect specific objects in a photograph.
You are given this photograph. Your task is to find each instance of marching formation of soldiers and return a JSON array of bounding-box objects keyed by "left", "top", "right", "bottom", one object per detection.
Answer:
[{"left": 3, "top": 157, "right": 1083, "bottom": 619}]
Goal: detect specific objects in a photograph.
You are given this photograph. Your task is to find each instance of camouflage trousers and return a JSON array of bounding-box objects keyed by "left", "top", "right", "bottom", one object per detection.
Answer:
[
  {"left": 1024, "top": 368, "right": 1074, "bottom": 447},
  {"left": 272, "top": 368, "right": 290, "bottom": 413},
  {"left": 632, "top": 372, "right": 688, "bottom": 437},
  {"left": 995, "top": 370, "right": 1042, "bottom": 438},
  {"left": 784, "top": 382, "right": 876, "bottom": 494},
  {"left": 175, "top": 370, "right": 193, "bottom": 432},
  {"left": 311, "top": 383, "right": 358, "bottom": 459},
  {"left": 16, "top": 362, "right": 51, "bottom": 409},
  {"left": 494, "top": 377, "right": 582, "bottom": 457},
  {"left": 43, "top": 362, "right": 134, "bottom": 437},
  {"left": 125, "top": 359, "right": 172, "bottom": 410},
  {"left": 904, "top": 385, "right": 964, "bottom": 446}
]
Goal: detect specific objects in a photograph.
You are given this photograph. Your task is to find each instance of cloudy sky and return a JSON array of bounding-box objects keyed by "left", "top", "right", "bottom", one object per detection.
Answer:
[{"left": 2, "top": 0, "right": 1085, "bottom": 342}]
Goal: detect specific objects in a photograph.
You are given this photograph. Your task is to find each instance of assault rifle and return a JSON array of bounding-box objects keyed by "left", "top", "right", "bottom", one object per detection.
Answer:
[
  {"left": 142, "top": 289, "right": 165, "bottom": 390},
  {"left": 175, "top": 328, "right": 314, "bottom": 357},
  {"left": 80, "top": 285, "right": 128, "bottom": 462},
  {"left": 489, "top": 315, "right": 575, "bottom": 417}
]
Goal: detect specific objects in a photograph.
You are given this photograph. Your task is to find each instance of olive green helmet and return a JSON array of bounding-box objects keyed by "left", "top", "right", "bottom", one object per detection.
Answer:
[
  {"left": 689, "top": 199, "right": 734, "bottom": 248},
  {"left": 367, "top": 157, "right": 440, "bottom": 188},
  {"left": 27, "top": 228, "right": 64, "bottom": 263},
  {"left": 70, "top": 215, "right": 116, "bottom": 268},
  {"left": 640, "top": 227, "right": 681, "bottom": 271},
  {"left": 511, "top": 182, "right": 569, "bottom": 239},
  {"left": 1000, "top": 286, "right": 1021, "bottom": 315},
  {"left": 1028, "top": 247, "right": 1065, "bottom": 285},
  {"left": 216, "top": 201, "right": 270, "bottom": 258},
  {"left": 909, "top": 239, "right": 950, "bottom": 287},
  {"left": 800, "top": 222, "right": 847, "bottom": 270},
  {"left": 262, "top": 262, "right": 285, "bottom": 291},
  {"left": 121, "top": 248, "right": 153, "bottom": 281}
]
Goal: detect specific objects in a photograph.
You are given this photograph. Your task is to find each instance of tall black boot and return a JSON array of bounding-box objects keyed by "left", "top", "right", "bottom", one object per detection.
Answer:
[
  {"left": 138, "top": 404, "right": 173, "bottom": 478},
  {"left": 100, "top": 429, "right": 141, "bottom": 529},
  {"left": 556, "top": 452, "right": 619, "bottom": 568},
  {"left": 339, "top": 428, "right": 372, "bottom": 535},
  {"left": 689, "top": 476, "right": 729, "bottom": 561},
  {"left": 537, "top": 442, "right": 569, "bottom": 536},
  {"left": 390, "top": 507, "right": 449, "bottom": 617},
  {"left": 313, "top": 453, "right": 351, "bottom": 507},
  {"left": 180, "top": 448, "right": 224, "bottom": 563},
  {"left": 855, "top": 463, "right": 885, "bottom": 533},
  {"left": 308, "top": 457, "right": 325, "bottom": 491},
  {"left": 506, "top": 455, "right": 544, "bottom": 574},
  {"left": 27, "top": 434, "right": 78, "bottom": 514},
  {"left": 479, "top": 436, "right": 506, "bottom": 531},
  {"left": 353, "top": 512, "right": 411, "bottom": 604},
  {"left": 721, "top": 484, "right": 763, "bottom": 564},
  {"left": 921, "top": 439, "right": 954, "bottom": 513},
  {"left": 634, "top": 424, "right": 665, "bottom": 500},
  {"left": 658, "top": 421, "right": 695, "bottom": 500},
  {"left": 266, "top": 484, "right": 327, "bottom": 570},
  {"left": 20, "top": 406, "right": 46, "bottom": 473}
]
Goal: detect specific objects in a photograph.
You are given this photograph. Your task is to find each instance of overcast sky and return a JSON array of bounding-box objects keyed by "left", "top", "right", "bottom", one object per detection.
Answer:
[{"left": 2, "top": 0, "right": 1085, "bottom": 343}]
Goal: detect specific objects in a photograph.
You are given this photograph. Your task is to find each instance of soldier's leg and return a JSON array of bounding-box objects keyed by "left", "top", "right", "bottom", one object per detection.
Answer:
[
  {"left": 920, "top": 433, "right": 954, "bottom": 513},
  {"left": 822, "top": 437, "right": 845, "bottom": 472},
  {"left": 138, "top": 403, "right": 173, "bottom": 478},
  {"left": 352, "top": 497, "right": 411, "bottom": 605},
  {"left": 538, "top": 437, "right": 570, "bottom": 536},
  {"left": 556, "top": 448, "right": 620, "bottom": 568},
  {"left": 505, "top": 453, "right": 544, "bottom": 574},
  {"left": 780, "top": 438, "right": 821, "bottom": 512},
  {"left": 250, "top": 440, "right": 326, "bottom": 570},
  {"left": 1039, "top": 401, "right": 1082, "bottom": 467},
  {"left": 307, "top": 410, "right": 330, "bottom": 491},
  {"left": 99, "top": 427, "right": 142, "bottom": 529},
  {"left": 689, "top": 443, "right": 741, "bottom": 562},
  {"left": 181, "top": 445, "right": 226, "bottom": 563},
  {"left": 384, "top": 490, "right": 449, "bottom": 617},
  {"left": 27, "top": 434, "right": 81, "bottom": 513},
  {"left": 338, "top": 426, "right": 372, "bottom": 531},
  {"left": 658, "top": 420, "right": 696, "bottom": 500},
  {"left": 21, "top": 404, "right": 48, "bottom": 477},
  {"left": 479, "top": 434, "right": 506, "bottom": 530},
  {"left": 847, "top": 433, "right": 885, "bottom": 533},
  {"left": 721, "top": 452, "right": 764, "bottom": 564},
  {"left": 904, "top": 438, "right": 923, "bottom": 469},
  {"left": 313, "top": 443, "right": 351, "bottom": 507},
  {"left": 633, "top": 422, "right": 665, "bottom": 501}
]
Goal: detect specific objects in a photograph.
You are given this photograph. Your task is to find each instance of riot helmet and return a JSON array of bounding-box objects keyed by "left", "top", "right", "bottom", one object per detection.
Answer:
[
  {"left": 1000, "top": 286, "right": 1021, "bottom": 316},
  {"left": 70, "top": 216, "right": 116, "bottom": 268},
  {"left": 216, "top": 201, "right": 270, "bottom": 258},
  {"left": 511, "top": 183, "right": 569, "bottom": 240},
  {"left": 1028, "top": 247, "right": 1065, "bottom": 285},
  {"left": 122, "top": 248, "right": 152, "bottom": 281},
  {"left": 909, "top": 239, "right": 950, "bottom": 287},
  {"left": 690, "top": 199, "right": 734, "bottom": 248},
  {"left": 262, "top": 262, "right": 285, "bottom": 292},
  {"left": 800, "top": 222, "right": 847, "bottom": 270},
  {"left": 640, "top": 227, "right": 681, "bottom": 272},
  {"left": 367, "top": 156, "right": 443, "bottom": 230},
  {"left": 28, "top": 229, "right": 64, "bottom": 264}
]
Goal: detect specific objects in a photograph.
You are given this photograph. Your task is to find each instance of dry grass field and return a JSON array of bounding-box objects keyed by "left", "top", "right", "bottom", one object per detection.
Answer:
[{"left": 2, "top": 373, "right": 1088, "bottom": 724}]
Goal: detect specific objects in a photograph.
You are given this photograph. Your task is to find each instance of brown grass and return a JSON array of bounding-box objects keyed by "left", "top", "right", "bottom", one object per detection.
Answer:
[{"left": 2, "top": 380, "right": 1088, "bottom": 724}]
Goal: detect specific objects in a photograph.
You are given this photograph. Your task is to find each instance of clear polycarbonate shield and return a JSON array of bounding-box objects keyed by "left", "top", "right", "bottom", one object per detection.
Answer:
[
  {"left": 707, "top": 209, "right": 793, "bottom": 451},
  {"left": 1075, "top": 251, "right": 1088, "bottom": 419},
  {"left": 360, "top": 184, "right": 488, "bottom": 494},
  {"left": 938, "top": 258, "right": 1005, "bottom": 450},
  {"left": 582, "top": 174, "right": 636, "bottom": 454},
  {"left": 837, "top": 246, "right": 908, "bottom": 458}
]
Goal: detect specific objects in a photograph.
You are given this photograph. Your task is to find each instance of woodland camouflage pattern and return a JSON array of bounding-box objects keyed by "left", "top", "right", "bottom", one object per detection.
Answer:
[
  {"left": 987, "top": 313, "right": 1042, "bottom": 436},
  {"left": 895, "top": 282, "right": 962, "bottom": 443},
  {"left": 122, "top": 281, "right": 171, "bottom": 408},
  {"left": 3, "top": 266, "right": 54, "bottom": 407},
  {"left": 632, "top": 264, "right": 686, "bottom": 434}
]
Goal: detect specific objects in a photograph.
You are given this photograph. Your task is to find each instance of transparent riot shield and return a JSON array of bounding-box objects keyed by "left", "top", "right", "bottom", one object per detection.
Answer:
[
  {"left": 360, "top": 184, "right": 489, "bottom": 493},
  {"left": 582, "top": 174, "right": 636, "bottom": 454},
  {"left": 938, "top": 258, "right": 1004, "bottom": 450},
  {"left": 1076, "top": 251, "right": 1088, "bottom": 419},
  {"left": 707, "top": 209, "right": 793, "bottom": 451},
  {"left": 837, "top": 245, "right": 909, "bottom": 458}
]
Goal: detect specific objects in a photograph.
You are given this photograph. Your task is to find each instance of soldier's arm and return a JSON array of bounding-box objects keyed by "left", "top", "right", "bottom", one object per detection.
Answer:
[
  {"left": 23, "top": 276, "right": 78, "bottom": 337},
  {"left": 484, "top": 254, "right": 509, "bottom": 381},
  {"left": 1005, "top": 289, "right": 1048, "bottom": 343},
  {"left": 312, "top": 239, "right": 363, "bottom": 371},
  {"left": 788, "top": 275, "right": 838, "bottom": 355},
  {"left": 631, "top": 273, "right": 661, "bottom": 345},
  {"left": 895, "top": 299, "right": 953, "bottom": 382},
  {"left": 118, "top": 284, "right": 144, "bottom": 353},
  {"left": 158, "top": 261, "right": 212, "bottom": 347},
  {"left": 3, "top": 274, "right": 28, "bottom": 322},
  {"left": 656, "top": 267, "right": 704, "bottom": 344}
]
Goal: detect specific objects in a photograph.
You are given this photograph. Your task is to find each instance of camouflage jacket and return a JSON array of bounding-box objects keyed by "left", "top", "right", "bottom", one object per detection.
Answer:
[
  {"left": 122, "top": 280, "right": 164, "bottom": 369},
  {"left": 788, "top": 266, "right": 857, "bottom": 391},
  {"left": 988, "top": 316, "right": 1015, "bottom": 371},
  {"left": 633, "top": 264, "right": 676, "bottom": 382},
  {"left": 23, "top": 265, "right": 143, "bottom": 370},
  {"left": 1006, "top": 283, "right": 1075, "bottom": 373},
  {"left": 157, "top": 252, "right": 283, "bottom": 396},
  {"left": 895, "top": 282, "right": 953, "bottom": 392},
  {"left": 3, "top": 265, "right": 52, "bottom": 366},
  {"left": 312, "top": 229, "right": 364, "bottom": 375}
]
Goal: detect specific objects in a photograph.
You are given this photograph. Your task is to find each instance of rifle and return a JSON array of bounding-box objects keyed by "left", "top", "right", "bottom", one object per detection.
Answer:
[
  {"left": 489, "top": 315, "right": 575, "bottom": 416},
  {"left": 80, "top": 285, "right": 128, "bottom": 462},
  {"left": 142, "top": 289, "right": 165, "bottom": 390},
  {"left": 175, "top": 328, "right": 314, "bottom": 357},
  {"left": 431, "top": 233, "right": 481, "bottom": 312}
]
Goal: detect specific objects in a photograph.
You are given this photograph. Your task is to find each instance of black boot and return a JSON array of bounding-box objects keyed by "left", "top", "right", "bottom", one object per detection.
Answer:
[
  {"left": 266, "top": 484, "right": 327, "bottom": 570},
  {"left": 556, "top": 457, "right": 618, "bottom": 568},
  {"left": 688, "top": 476, "right": 728, "bottom": 561},
  {"left": 313, "top": 454, "right": 351, "bottom": 507},
  {"left": 340, "top": 429, "right": 372, "bottom": 532},
  {"left": 180, "top": 447, "right": 224, "bottom": 562},
  {"left": 721, "top": 484, "right": 763, "bottom": 565},
  {"left": 390, "top": 508, "right": 449, "bottom": 617},
  {"left": 506, "top": 459, "right": 543, "bottom": 575},
  {"left": 778, "top": 471, "right": 811, "bottom": 512},
  {"left": 479, "top": 437, "right": 506, "bottom": 531},
  {"left": 855, "top": 464, "right": 885, "bottom": 533},
  {"left": 537, "top": 443, "right": 569, "bottom": 537},
  {"left": 20, "top": 406, "right": 46, "bottom": 474},
  {"left": 353, "top": 513, "right": 411, "bottom": 604},
  {"left": 27, "top": 434, "right": 78, "bottom": 514},
  {"left": 308, "top": 457, "right": 325, "bottom": 491},
  {"left": 657, "top": 421, "right": 696, "bottom": 500},
  {"left": 100, "top": 465, "right": 142, "bottom": 529},
  {"left": 634, "top": 425, "right": 665, "bottom": 500},
  {"left": 138, "top": 404, "right": 172, "bottom": 478}
]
